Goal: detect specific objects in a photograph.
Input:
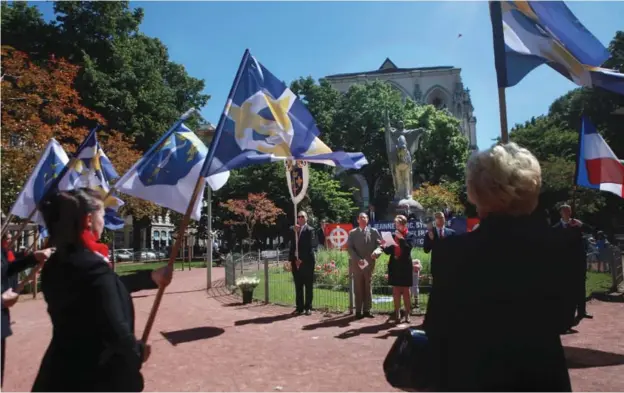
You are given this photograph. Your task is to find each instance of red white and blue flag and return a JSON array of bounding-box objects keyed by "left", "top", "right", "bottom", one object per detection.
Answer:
[{"left": 576, "top": 117, "right": 624, "bottom": 198}]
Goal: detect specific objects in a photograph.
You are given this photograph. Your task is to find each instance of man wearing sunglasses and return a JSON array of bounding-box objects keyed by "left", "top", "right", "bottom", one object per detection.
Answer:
[{"left": 289, "top": 211, "right": 316, "bottom": 315}]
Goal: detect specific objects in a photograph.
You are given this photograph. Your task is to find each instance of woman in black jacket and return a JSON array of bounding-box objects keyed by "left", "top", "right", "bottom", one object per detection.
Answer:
[
  {"left": 381, "top": 214, "right": 418, "bottom": 324},
  {"left": 423, "top": 143, "right": 575, "bottom": 392},
  {"left": 32, "top": 189, "right": 172, "bottom": 392},
  {"left": 1, "top": 234, "right": 53, "bottom": 387}
]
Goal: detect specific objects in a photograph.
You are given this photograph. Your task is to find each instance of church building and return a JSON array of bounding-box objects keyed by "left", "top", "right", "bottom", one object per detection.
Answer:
[{"left": 323, "top": 58, "right": 478, "bottom": 151}]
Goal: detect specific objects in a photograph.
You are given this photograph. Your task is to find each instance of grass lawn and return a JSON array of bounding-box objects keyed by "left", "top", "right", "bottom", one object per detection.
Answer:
[
  {"left": 115, "top": 259, "right": 209, "bottom": 276},
  {"left": 248, "top": 268, "right": 428, "bottom": 314},
  {"left": 242, "top": 268, "right": 613, "bottom": 314},
  {"left": 586, "top": 271, "right": 613, "bottom": 297}
]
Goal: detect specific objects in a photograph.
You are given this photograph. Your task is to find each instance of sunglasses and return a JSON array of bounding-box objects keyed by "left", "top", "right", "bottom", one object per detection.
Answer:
[{"left": 297, "top": 215, "right": 305, "bottom": 218}]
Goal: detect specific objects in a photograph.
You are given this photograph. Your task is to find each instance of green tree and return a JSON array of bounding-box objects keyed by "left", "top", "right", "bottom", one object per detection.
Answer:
[
  {"left": 1, "top": 1, "right": 210, "bottom": 149},
  {"left": 291, "top": 78, "right": 470, "bottom": 210}
]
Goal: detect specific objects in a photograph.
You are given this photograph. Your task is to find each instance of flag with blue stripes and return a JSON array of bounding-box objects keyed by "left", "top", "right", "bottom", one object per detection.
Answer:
[
  {"left": 57, "top": 129, "right": 125, "bottom": 230},
  {"left": 115, "top": 117, "right": 228, "bottom": 220},
  {"left": 201, "top": 50, "right": 367, "bottom": 186},
  {"left": 489, "top": 1, "right": 624, "bottom": 95},
  {"left": 9, "top": 139, "right": 69, "bottom": 226}
]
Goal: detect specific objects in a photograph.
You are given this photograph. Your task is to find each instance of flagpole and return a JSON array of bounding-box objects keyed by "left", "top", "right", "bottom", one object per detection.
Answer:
[
  {"left": 1, "top": 213, "right": 14, "bottom": 236},
  {"left": 489, "top": 1, "right": 510, "bottom": 144},
  {"left": 140, "top": 49, "right": 250, "bottom": 342},
  {"left": 206, "top": 185, "right": 212, "bottom": 290},
  {"left": 498, "top": 87, "right": 509, "bottom": 143},
  {"left": 5, "top": 126, "right": 100, "bottom": 249},
  {"left": 141, "top": 176, "right": 206, "bottom": 343},
  {"left": 571, "top": 115, "right": 585, "bottom": 216},
  {"left": 16, "top": 237, "right": 49, "bottom": 295}
]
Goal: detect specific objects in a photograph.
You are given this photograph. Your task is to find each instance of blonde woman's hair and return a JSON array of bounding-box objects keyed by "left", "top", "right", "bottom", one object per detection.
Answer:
[
  {"left": 466, "top": 142, "right": 541, "bottom": 216},
  {"left": 395, "top": 215, "right": 408, "bottom": 225}
]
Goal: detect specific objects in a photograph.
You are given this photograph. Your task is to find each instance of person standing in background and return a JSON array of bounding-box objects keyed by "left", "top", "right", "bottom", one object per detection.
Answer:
[
  {"left": 289, "top": 211, "right": 316, "bottom": 316},
  {"left": 381, "top": 215, "right": 418, "bottom": 324},
  {"left": 347, "top": 213, "right": 382, "bottom": 319},
  {"left": 317, "top": 220, "right": 327, "bottom": 250},
  {"left": 552, "top": 204, "right": 593, "bottom": 322}
]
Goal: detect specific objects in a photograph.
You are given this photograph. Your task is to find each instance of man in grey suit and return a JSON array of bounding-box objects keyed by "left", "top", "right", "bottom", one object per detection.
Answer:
[{"left": 347, "top": 212, "right": 382, "bottom": 319}]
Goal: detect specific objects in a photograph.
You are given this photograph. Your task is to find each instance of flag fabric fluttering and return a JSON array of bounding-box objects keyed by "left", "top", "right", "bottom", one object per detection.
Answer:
[
  {"left": 200, "top": 50, "right": 367, "bottom": 187},
  {"left": 576, "top": 117, "right": 624, "bottom": 198},
  {"left": 489, "top": 1, "right": 624, "bottom": 95},
  {"left": 9, "top": 139, "right": 69, "bottom": 226},
  {"left": 115, "top": 121, "right": 227, "bottom": 220},
  {"left": 57, "top": 129, "right": 125, "bottom": 230}
]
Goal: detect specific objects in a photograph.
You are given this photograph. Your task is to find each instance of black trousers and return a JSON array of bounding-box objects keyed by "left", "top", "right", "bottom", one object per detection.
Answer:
[
  {"left": 576, "top": 269, "right": 587, "bottom": 316},
  {"left": 293, "top": 270, "right": 314, "bottom": 311},
  {"left": 1, "top": 337, "right": 6, "bottom": 387}
]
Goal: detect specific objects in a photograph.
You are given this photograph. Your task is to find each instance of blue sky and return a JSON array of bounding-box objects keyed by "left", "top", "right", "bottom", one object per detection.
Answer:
[{"left": 34, "top": 1, "right": 623, "bottom": 149}]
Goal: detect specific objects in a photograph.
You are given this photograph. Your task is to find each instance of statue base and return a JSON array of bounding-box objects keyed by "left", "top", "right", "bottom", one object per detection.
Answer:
[{"left": 385, "top": 197, "right": 425, "bottom": 220}]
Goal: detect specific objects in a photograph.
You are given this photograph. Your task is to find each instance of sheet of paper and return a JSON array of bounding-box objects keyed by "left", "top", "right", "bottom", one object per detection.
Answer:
[
  {"left": 359, "top": 259, "right": 369, "bottom": 270},
  {"left": 381, "top": 231, "right": 396, "bottom": 247}
]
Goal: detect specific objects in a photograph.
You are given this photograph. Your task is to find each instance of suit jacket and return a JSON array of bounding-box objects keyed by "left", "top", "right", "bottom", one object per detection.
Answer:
[
  {"left": 288, "top": 225, "right": 316, "bottom": 274},
  {"left": 423, "top": 226, "right": 455, "bottom": 254},
  {"left": 347, "top": 226, "right": 382, "bottom": 274},
  {"left": 423, "top": 214, "right": 575, "bottom": 391},
  {"left": 32, "top": 246, "right": 158, "bottom": 392},
  {"left": 1, "top": 249, "right": 38, "bottom": 339}
]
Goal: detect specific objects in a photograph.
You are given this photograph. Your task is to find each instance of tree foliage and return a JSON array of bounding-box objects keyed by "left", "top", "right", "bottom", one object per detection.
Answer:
[
  {"left": 1, "top": 46, "right": 159, "bottom": 219},
  {"left": 290, "top": 77, "right": 470, "bottom": 212},
  {"left": 412, "top": 182, "right": 465, "bottom": 215},
  {"left": 1, "top": 1, "right": 210, "bottom": 150},
  {"left": 509, "top": 31, "right": 623, "bottom": 229},
  {"left": 220, "top": 193, "right": 284, "bottom": 251}
]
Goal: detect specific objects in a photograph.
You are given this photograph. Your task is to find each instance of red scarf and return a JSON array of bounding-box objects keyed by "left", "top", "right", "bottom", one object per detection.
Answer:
[
  {"left": 80, "top": 229, "right": 111, "bottom": 266},
  {"left": 393, "top": 227, "right": 409, "bottom": 259},
  {"left": 2, "top": 240, "right": 15, "bottom": 263}
]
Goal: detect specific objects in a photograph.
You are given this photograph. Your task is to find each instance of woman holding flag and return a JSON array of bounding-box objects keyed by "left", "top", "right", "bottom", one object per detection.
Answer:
[{"left": 31, "top": 188, "right": 173, "bottom": 392}]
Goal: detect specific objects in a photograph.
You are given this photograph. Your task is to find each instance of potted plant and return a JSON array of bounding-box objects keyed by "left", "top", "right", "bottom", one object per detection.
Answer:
[{"left": 236, "top": 276, "right": 260, "bottom": 304}]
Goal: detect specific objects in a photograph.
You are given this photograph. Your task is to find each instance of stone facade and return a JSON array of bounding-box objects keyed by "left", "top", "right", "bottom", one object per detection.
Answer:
[{"left": 323, "top": 58, "right": 478, "bottom": 150}]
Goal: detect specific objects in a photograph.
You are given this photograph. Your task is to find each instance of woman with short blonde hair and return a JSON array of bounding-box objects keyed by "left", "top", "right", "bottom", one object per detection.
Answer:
[
  {"left": 424, "top": 143, "right": 574, "bottom": 391},
  {"left": 466, "top": 142, "right": 541, "bottom": 217}
]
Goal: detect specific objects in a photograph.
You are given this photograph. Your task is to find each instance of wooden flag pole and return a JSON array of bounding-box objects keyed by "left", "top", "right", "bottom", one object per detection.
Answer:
[
  {"left": 16, "top": 237, "right": 49, "bottom": 295},
  {"left": 1, "top": 213, "right": 14, "bottom": 236},
  {"left": 498, "top": 87, "right": 509, "bottom": 143},
  {"left": 141, "top": 176, "right": 206, "bottom": 343}
]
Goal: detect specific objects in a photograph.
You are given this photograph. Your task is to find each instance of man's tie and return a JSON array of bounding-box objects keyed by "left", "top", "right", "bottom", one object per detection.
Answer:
[{"left": 439, "top": 229, "right": 443, "bottom": 238}]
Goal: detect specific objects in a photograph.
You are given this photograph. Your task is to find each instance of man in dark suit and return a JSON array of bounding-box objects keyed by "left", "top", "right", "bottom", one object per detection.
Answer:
[
  {"left": 423, "top": 212, "right": 456, "bottom": 254},
  {"left": 552, "top": 204, "right": 593, "bottom": 322},
  {"left": 289, "top": 211, "right": 316, "bottom": 315}
]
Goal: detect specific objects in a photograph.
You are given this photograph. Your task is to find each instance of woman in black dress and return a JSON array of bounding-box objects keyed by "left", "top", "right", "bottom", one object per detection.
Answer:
[
  {"left": 32, "top": 188, "right": 173, "bottom": 392},
  {"left": 382, "top": 214, "right": 418, "bottom": 323}
]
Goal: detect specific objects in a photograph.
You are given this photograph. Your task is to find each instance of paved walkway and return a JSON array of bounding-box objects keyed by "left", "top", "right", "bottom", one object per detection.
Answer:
[{"left": 3, "top": 267, "right": 624, "bottom": 391}]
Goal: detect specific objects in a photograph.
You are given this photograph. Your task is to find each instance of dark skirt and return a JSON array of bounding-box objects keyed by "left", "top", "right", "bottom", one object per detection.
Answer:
[{"left": 388, "top": 257, "right": 413, "bottom": 287}]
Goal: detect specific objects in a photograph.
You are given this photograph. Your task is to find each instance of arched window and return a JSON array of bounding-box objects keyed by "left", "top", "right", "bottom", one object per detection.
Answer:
[{"left": 432, "top": 97, "right": 444, "bottom": 109}]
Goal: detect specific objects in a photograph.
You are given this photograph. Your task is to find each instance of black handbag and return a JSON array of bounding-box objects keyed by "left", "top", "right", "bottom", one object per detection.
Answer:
[{"left": 383, "top": 328, "right": 432, "bottom": 391}]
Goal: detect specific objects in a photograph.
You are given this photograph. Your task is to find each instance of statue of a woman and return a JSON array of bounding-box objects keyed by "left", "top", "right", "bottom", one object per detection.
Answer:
[{"left": 384, "top": 112, "right": 426, "bottom": 201}]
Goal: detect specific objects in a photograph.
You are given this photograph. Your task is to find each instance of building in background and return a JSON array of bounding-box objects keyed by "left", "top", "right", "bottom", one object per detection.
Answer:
[{"left": 323, "top": 58, "right": 478, "bottom": 150}]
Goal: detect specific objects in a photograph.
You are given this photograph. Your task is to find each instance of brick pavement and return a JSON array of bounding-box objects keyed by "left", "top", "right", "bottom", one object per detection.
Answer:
[{"left": 3, "top": 267, "right": 623, "bottom": 391}]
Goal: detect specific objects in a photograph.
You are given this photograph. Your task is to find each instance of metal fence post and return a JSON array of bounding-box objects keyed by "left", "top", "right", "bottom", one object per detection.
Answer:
[
  {"left": 264, "top": 258, "right": 269, "bottom": 304},
  {"left": 348, "top": 273, "right": 354, "bottom": 314}
]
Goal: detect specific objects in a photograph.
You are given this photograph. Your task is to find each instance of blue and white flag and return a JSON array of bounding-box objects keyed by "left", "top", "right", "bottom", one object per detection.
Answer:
[
  {"left": 489, "top": 1, "right": 624, "bottom": 95},
  {"left": 115, "top": 117, "right": 227, "bottom": 220},
  {"left": 201, "top": 50, "right": 367, "bottom": 186},
  {"left": 9, "top": 139, "right": 69, "bottom": 226},
  {"left": 57, "top": 128, "right": 125, "bottom": 230}
]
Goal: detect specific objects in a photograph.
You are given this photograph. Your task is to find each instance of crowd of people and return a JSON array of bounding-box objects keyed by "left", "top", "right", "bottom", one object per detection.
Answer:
[{"left": 0, "top": 142, "right": 598, "bottom": 391}]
